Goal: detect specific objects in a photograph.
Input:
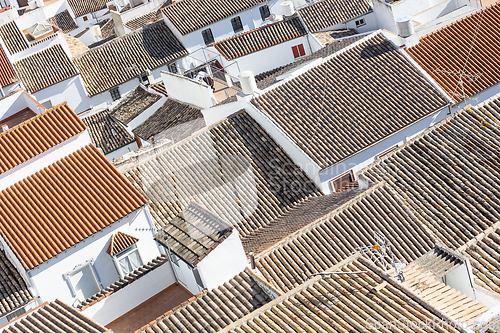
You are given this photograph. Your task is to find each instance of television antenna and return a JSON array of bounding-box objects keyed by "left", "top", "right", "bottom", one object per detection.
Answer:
[{"left": 353, "top": 232, "right": 406, "bottom": 282}]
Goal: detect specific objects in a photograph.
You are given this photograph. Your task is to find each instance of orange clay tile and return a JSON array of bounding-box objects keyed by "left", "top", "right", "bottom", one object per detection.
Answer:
[
  {"left": 0, "top": 45, "right": 16, "bottom": 88},
  {"left": 0, "top": 144, "right": 147, "bottom": 269},
  {"left": 0, "top": 102, "right": 85, "bottom": 175},
  {"left": 407, "top": 2, "right": 500, "bottom": 102},
  {"left": 107, "top": 231, "right": 139, "bottom": 255}
]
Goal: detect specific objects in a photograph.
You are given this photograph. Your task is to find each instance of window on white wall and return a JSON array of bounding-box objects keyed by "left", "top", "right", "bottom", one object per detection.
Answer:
[
  {"left": 355, "top": 18, "right": 366, "bottom": 27},
  {"left": 110, "top": 87, "right": 121, "bottom": 101},
  {"left": 202, "top": 28, "right": 214, "bottom": 45},
  {"left": 114, "top": 245, "right": 143, "bottom": 277},
  {"left": 192, "top": 267, "right": 204, "bottom": 288},
  {"left": 64, "top": 260, "right": 101, "bottom": 301},
  {"left": 231, "top": 16, "right": 243, "bottom": 33},
  {"left": 292, "top": 44, "right": 306, "bottom": 59},
  {"left": 41, "top": 100, "right": 52, "bottom": 109},
  {"left": 168, "top": 63, "right": 178, "bottom": 74},
  {"left": 259, "top": 5, "right": 270, "bottom": 20}
]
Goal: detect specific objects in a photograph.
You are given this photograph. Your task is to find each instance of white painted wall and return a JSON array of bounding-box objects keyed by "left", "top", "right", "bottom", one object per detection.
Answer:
[
  {"left": 170, "top": 254, "right": 204, "bottom": 295},
  {"left": 160, "top": 71, "right": 216, "bottom": 108},
  {"left": 28, "top": 207, "right": 161, "bottom": 307},
  {"left": 0, "top": 130, "right": 91, "bottom": 191},
  {"left": 214, "top": 35, "right": 313, "bottom": 78},
  {"left": 0, "top": 8, "right": 19, "bottom": 26},
  {"left": 442, "top": 263, "right": 475, "bottom": 300},
  {"left": 80, "top": 260, "right": 176, "bottom": 325},
  {"left": 33, "top": 76, "right": 91, "bottom": 114},
  {"left": 474, "top": 288, "right": 500, "bottom": 311},
  {"left": 196, "top": 230, "right": 248, "bottom": 290},
  {"left": 105, "top": 141, "right": 138, "bottom": 161},
  {"left": 0, "top": 90, "right": 45, "bottom": 120},
  {"left": 472, "top": 306, "right": 500, "bottom": 333}
]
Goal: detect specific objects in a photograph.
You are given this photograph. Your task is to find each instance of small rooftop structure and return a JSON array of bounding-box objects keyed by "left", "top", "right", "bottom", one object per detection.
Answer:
[
  {"left": 47, "top": 9, "right": 78, "bottom": 33},
  {"left": 24, "top": 21, "right": 56, "bottom": 40}
]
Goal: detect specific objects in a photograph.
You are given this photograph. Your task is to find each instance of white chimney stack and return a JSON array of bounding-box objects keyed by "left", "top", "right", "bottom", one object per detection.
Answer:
[
  {"left": 281, "top": 1, "right": 295, "bottom": 16},
  {"left": 91, "top": 25, "right": 102, "bottom": 40},
  {"left": 395, "top": 15, "right": 414, "bottom": 38},
  {"left": 238, "top": 71, "right": 258, "bottom": 95}
]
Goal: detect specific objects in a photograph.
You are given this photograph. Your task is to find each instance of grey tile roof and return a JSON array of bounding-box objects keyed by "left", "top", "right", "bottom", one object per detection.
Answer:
[
  {"left": 256, "top": 183, "right": 436, "bottom": 293},
  {"left": 214, "top": 17, "right": 307, "bottom": 60},
  {"left": 13, "top": 44, "right": 78, "bottom": 93},
  {"left": 298, "top": 0, "right": 372, "bottom": 33},
  {"left": 82, "top": 110, "right": 134, "bottom": 154},
  {"left": 67, "top": 0, "right": 107, "bottom": 17},
  {"left": 48, "top": 10, "right": 78, "bottom": 33},
  {"left": 252, "top": 33, "right": 449, "bottom": 169},
  {"left": 0, "top": 21, "right": 29, "bottom": 55},
  {"left": 137, "top": 270, "right": 273, "bottom": 333},
  {"left": 150, "top": 81, "right": 168, "bottom": 96},
  {"left": 109, "top": 86, "right": 162, "bottom": 125},
  {"left": 3, "top": 299, "right": 108, "bottom": 333},
  {"left": 97, "top": 18, "right": 116, "bottom": 39},
  {"left": 242, "top": 189, "right": 363, "bottom": 255},
  {"left": 155, "top": 202, "right": 233, "bottom": 266},
  {"left": 125, "top": 11, "right": 157, "bottom": 30},
  {"left": 0, "top": 249, "right": 33, "bottom": 317},
  {"left": 413, "top": 246, "right": 464, "bottom": 278},
  {"left": 78, "top": 255, "right": 169, "bottom": 310},
  {"left": 162, "top": 0, "right": 266, "bottom": 35},
  {"left": 124, "top": 111, "right": 322, "bottom": 238},
  {"left": 73, "top": 21, "right": 187, "bottom": 96},
  {"left": 132, "top": 98, "right": 205, "bottom": 143},
  {"left": 255, "top": 33, "right": 364, "bottom": 89},
  {"left": 226, "top": 257, "right": 463, "bottom": 333},
  {"left": 360, "top": 97, "right": 500, "bottom": 250}
]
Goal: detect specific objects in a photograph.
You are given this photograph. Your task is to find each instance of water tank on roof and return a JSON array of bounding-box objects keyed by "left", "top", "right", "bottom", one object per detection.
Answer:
[
  {"left": 238, "top": 71, "right": 258, "bottom": 95},
  {"left": 91, "top": 25, "right": 102, "bottom": 38},
  {"left": 281, "top": 1, "right": 295, "bottom": 16},
  {"left": 395, "top": 15, "right": 414, "bottom": 38}
]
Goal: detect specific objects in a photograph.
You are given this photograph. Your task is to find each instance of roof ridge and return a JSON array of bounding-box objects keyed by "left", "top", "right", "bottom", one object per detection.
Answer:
[
  {"left": 457, "top": 219, "right": 500, "bottom": 253},
  {"left": 216, "top": 254, "right": 361, "bottom": 333},
  {"left": 254, "top": 182, "right": 386, "bottom": 259}
]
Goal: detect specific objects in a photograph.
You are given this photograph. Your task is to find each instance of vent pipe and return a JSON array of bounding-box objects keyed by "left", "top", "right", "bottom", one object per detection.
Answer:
[
  {"left": 238, "top": 71, "right": 258, "bottom": 95},
  {"left": 395, "top": 15, "right": 414, "bottom": 38},
  {"left": 249, "top": 252, "right": 255, "bottom": 269},
  {"left": 281, "top": 1, "right": 295, "bottom": 16}
]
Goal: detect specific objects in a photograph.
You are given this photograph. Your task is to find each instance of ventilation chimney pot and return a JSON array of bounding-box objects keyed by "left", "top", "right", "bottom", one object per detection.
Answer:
[
  {"left": 395, "top": 15, "right": 414, "bottom": 38},
  {"left": 281, "top": 1, "right": 295, "bottom": 16},
  {"left": 238, "top": 71, "right": 258, "bottom": 95}
]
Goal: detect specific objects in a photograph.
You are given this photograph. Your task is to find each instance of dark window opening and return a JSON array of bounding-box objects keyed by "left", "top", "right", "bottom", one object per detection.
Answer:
[
  {"left": 110, "top": 87, "right": 121, "bottom": 101},
  {"left": 168, "top": 63, "right": 178, "bottom": 74},
  {"left": 202, "top": 28, "right": 214, "bottom": 45},
  {"left": 355, "top": 18, "right": 366, "bottom": 27},
  {"left": 259, "top": 5, "right": 271, "bottom": 20},
  {"left": 140, "top": 73, "right": 149, "bottom": 86},
  {"left": 83, "top": 16, "right": 88, "bottom": 21},
  {"left": 193, "top": 267, "right": 204, "bottom": 288},
  {"left": 231, "top": 16, "right": 243, "bottom": 33},
  {"left": 330, "top": 171, "right": 354, "bottom": 192}
]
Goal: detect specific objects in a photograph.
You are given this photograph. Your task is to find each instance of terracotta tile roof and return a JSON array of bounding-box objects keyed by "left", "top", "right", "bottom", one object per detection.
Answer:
[
  {"left": 253, "top": 33, "right": 449, "bottom": 169},
  {"left": 109, "top": 85, "right": 162, "bottom": 125},
  {"left": 136, "top": 270, "right": 273, "bottom": 333},
  {"left": 0, "top": 249, "right": 33, "bottom": 316},
  {"left": 313, "top": 28, "right": 359, "bottom": 46},
  {"left": 214, "top": 17, "right": 307, "bottom": 60},
  {"left": 106, "top": 231, "right": 139, "bottom": 255},
  {"left": 406, "top": 3, "right": 500, "bottom": 103},
  {"left": 125, "top": 11, "right": 157, "bottom": 30},
  {"left": 255, "top": 33, "right": 364, "bottom": 89},
  {"left": 98, "top": 18, "right": 116, "bottom": 39},
  {"left": 0, "top": 103, "right": 85, "bottom": 175},
  {"left": 124, "top": 110, "right": 322, "bottom": 238},
  {"left": 162, "top": 0, "right": 266, "bottom": 35},
  {"left": 78, "top": 255, "right": 169, "bottom": 309},
  {"left": 13, "top": 44, "right": 78, "bottom": 93},
  {"left": 67, "top": 0, "right": 107, "bottom": 17},
  {"left": 0, "top": 144, "right": 147, "bottom": 269},
  {"left": 0, "top": 21, "right": 29, "bottom": 55},
  {"left": 150, "top": 81, "right": 168, "bottom": 96},
  {"left": 298, "top": 0, "right": 372, "bottom": 33},
  {"left": 0, "top": 45, "right": 16, "bottom": 88},
  {"left": 48, "top": 9, "right": 78, "bottom": 33},
  {"left": 402, "top": 257, "right": 489, "bottom": 326},
  {"left": 65, "top": 34, "right": 90, "bottom": 57},
  {"left": 3, "top": 299, "right": 108, "bottom": 333},
  {"left": 132, "top": 98, "right": 205, "bottom": 143},
  {"left": 360, "top": 97, "right": 500, "bottom": 250},
  {"left": 256, "top": 183, "right": 436, "bottom": 293},
  {"left": 224, "top": 257, "right": 462, "bottom": 333},
  {"left": 73, "top": 21, "right": 187, "bottom": 96},
  {"left": 156, "top": 202, "right": 233, "bottom": 266},
  {"left": 82, "top": 110, "right": 134, "bottom": 154},
  {"left": 462, "top": 227, "right": 500, "bottom": 295},
  {"left": 242, "top": 189, "right": 363, "bottom": 255}
]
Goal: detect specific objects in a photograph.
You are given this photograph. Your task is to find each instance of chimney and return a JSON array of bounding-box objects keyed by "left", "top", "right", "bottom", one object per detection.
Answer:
[
  {"left": 249, "top": 252, "right": 255, "bottom": 270},
  {"left": 91, "top": 25, "right": 102, "bottom": 41},
  {"left": 238, "top": 71, "right": 258, "bottom": 95},
  {"left": 281, "top": 1, "right": 295, "bottom": 17},
  {"left": 395, "top": 15, "right": 414, "bottom": 38}
]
